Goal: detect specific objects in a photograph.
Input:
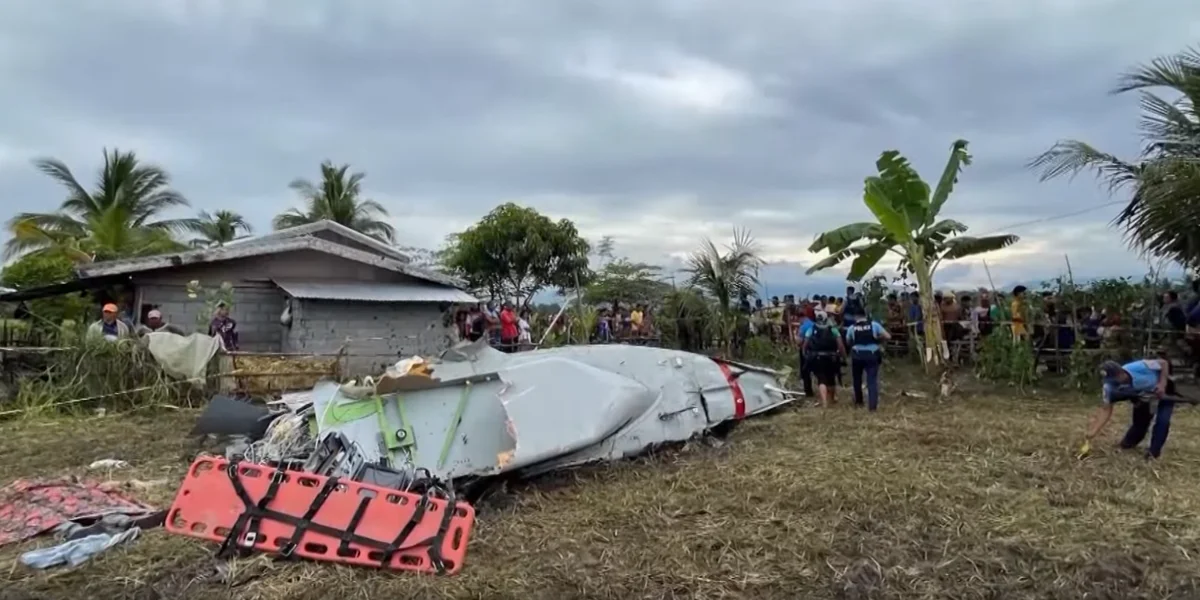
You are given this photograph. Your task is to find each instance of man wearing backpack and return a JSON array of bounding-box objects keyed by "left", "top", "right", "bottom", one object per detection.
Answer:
[
  {"left": 845, "top": 306, "right": 892, "bottom": 411},
  {"left": 803, "top": 310, "right": 846, "bottom": 408}
]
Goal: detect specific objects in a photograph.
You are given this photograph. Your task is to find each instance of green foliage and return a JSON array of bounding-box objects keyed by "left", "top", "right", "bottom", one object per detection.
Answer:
[
  {"left": 273, "top": 161, "right": 395, "bottom": 243},
  {"left": 1065, "top": 339, "right": 1105, "bottom": 392},
  {"left": 684, "top": 228, "right": 763, "bottom": 313},
  {"left": 584, "top": 259, "right": 672, "bottom": 307},
  {"left": 807, "top": 141, "right": 1019, "bottom": 281},
  {"left": 807, "top": 140, "right": 1020, "bottom": 368},
  {"left": 656, "top": 288, "right": 715, "bottom": 352},
  {"left": 4, "top": 149, "right": 195, "bottom": 261},
  {"left": 186, "top": 280, "right": 235, "bottom": 331},
  {"left": 861, "top": 274, "right": 889, "bottom": 319},
  {"left": 742, "top": 336, "right": 793, "bottom": 370},
  {"left": 571, "top": 306, "right": 600, "bottom": 344},
  {"left": 8, "top": 337, "right": 206, "bottom": 415},
  {"left": 1, "top": 252, "right": 75, "bottom": 289},
  {"left": 0, "top": 253, "right": 91, "bottom": 328},
  {"left": 188, "top": 210, "right": 253, "bottom": 248},
  {"left": 975, "top": 333, "right": 1038, "bottom": 389},
  {"left": 1029, "top": 46, "right": 1200, "bottom": 268},
  {"left": 441, "top": 203, "right": 591, "bottom": 305}
]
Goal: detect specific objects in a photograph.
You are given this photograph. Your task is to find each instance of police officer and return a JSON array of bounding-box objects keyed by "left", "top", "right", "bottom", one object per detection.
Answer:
[
  {"left": 802, "top": 309, "right": 845, "bottom": 408},
  {"left": 845, "top": 306, "right": 891, "bottom": 411}
]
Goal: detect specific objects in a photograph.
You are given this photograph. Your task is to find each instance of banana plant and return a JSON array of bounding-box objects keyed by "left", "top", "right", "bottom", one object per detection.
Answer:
[{"left": 806, "top": 140, "right": 1019, "bottom": 368}]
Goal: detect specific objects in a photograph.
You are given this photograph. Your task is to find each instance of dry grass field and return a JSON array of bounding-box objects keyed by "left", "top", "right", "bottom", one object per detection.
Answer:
[{"left": 2, "top": 369, "right": 1198, "bottom": 600}]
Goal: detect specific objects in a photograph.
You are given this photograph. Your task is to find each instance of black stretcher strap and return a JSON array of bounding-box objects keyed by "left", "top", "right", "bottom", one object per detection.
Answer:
[
  {"left": 378, "top": 493, "right": 430, "bottom": 567},
  {"left": 280, "top": 476, "right": 341, "bottom": 557},
  {"left": 425, "top": 488, "right": 457, "bottom": 574},
  {"left": 215, "top": 460, "right": 455, "bottom": 572},
  {"left": 218, "top": 461, "right": 286, "bottom": 558},
  {"left": 338, "top": 494, "right": 373, "bottom": 555}
]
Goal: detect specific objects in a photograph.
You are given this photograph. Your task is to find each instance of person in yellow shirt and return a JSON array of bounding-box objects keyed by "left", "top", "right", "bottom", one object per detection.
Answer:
[
  {"left": 765, "top": 297, "right": 784, "bottom": 342},
  {"left": 630, "top": 305, "right": 644, "bottom": 335},
  {"left": 1010, "top": 285, "right": 1029, "bottom": 339}
]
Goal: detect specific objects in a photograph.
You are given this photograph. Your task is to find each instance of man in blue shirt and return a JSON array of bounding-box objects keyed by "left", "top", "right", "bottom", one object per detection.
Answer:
[
  {"left": 797, "top": 308, "right": 816, "bottom": 397},
  {"left": 1082, "top": 358, "right": 1175, "bottom": 459},
  {"left": 907, "top": 292, "right": 924, "bottom": 337},
  {"left": 844, "top": 307, "right": 891, "bottom": 411}
]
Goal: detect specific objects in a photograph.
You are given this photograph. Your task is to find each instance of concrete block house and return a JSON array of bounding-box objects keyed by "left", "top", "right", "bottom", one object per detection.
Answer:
[{"left": 27, "top": 221, "right": 476, "bottom": 374}]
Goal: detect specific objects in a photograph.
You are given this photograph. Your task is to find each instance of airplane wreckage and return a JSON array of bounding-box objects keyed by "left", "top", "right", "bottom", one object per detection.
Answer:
[{"left": 166, "top": 341, "right": 801, "bottom": 574}]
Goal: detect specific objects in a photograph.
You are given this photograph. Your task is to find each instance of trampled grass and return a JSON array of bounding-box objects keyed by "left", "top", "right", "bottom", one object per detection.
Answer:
[{"left": 1, "top": 369, "right": 1198, "bottom": 600}]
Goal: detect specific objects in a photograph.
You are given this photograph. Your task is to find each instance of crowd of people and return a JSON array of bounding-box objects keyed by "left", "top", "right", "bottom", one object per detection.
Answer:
[
  {"left": 85, "top": 301, "right": 240, "bottom": 350},
  {"left": 453, "top": 301, "right": 657, "bottom": 351},
  {"left": 747, "top": 281, "right": 1200, "bottom": 360},
  {"left": 739, "top": 282, "right": 1200, "bottom": 424},
  {"left": 454, "top": 302, "right": 533, "bottom": 351}
]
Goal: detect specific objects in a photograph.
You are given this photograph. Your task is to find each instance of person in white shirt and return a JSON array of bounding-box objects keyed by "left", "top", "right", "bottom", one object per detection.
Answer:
[{"left": 517, "top": 309, "right": 532, "bottom": 346}]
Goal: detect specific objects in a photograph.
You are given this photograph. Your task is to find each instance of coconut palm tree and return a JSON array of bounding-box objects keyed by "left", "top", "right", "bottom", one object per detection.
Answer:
[
  {"left": 684, "top": 228, "right": 763, "bottom": 313},
  {"left": 1029, "top": 46, "right": 1200, "bottom": 268},
  {"left": 272, "top": 161, "right": 395, "bottom": 243},
  {"left": 188, "top": 210, "right": 253, "bottom": 248},
  {"left": 4, "top": 149, "right": 195, "bottom": 261},
  {"left": 806, "top": 140, "right": 1018, "bottom": 368}
]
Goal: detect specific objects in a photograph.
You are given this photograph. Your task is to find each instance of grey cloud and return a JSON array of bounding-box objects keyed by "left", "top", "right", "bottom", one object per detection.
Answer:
[{"left": 1, "top": 0, "right": 1197, "bottom": 293}]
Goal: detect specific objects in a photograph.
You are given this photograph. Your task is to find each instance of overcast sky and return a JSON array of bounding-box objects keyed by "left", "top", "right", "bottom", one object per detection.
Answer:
[{"left": 2, "top": 1, "right": 1197, "bottom": 297}]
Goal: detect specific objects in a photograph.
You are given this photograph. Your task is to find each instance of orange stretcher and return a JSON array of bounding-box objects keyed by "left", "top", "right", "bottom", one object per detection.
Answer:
[{"left": 165, "top": 456, "right": 475, "bottom": 574}]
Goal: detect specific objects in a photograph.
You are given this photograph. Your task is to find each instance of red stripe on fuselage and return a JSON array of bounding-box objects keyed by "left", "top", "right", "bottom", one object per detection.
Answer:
[{"left": 715, "top": 361, "right": 746, "bottom": 420}]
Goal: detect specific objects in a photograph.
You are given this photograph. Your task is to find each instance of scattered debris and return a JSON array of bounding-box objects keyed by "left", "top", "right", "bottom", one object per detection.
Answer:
[
  {"left": 148, "top": 340, "right": 798, "bottom": 576},
  {"left": 0, "top": 477, "right": 157, "bottom": 546},
  {"left": 88, "top": 459, "right": 130, "bottom": 471},
  {"left": 20, "top": 527, "right": 141, "bottom": 569}
]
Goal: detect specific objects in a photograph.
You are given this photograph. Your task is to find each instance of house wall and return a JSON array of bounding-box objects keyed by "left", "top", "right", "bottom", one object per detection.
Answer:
[
  {"left": 135, "top": 282, "right": 287, "bottom": 352},
  {"left": 285, "top": 299, "right": 457, "bottom": 375},
  {"left": 130, "top": 250, "right": 457, "bottom": 361}
]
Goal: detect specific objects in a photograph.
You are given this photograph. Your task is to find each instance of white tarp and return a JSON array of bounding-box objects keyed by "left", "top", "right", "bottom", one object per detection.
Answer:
[{"left": 146, "top": 332, "right": 222, "bottom": 380}]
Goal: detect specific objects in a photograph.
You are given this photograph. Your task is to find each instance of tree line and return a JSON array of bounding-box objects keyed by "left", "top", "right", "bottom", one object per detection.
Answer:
[{"left": 3, "top": 45, "right": 1198, "bottom": 368}]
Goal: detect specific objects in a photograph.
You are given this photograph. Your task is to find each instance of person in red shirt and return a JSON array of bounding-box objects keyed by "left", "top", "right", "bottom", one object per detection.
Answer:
[{"left": 499, "top": 302, "right": 519, "bottom": 352}]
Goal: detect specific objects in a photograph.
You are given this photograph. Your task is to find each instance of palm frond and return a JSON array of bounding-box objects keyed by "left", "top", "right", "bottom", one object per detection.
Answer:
[
  {"left": 1027, "top": 140, "right": 1142, "bottom": 193},
  {"left": 273, "top": 209, "right": 316, "bottom": 231},
  {"left": 33, "top": 157, "right": 95, "bottom": 215},
  {"left": 939, "top": 234, "right": 1020, "bottom": 260},
  {"left": 1112, "top": 46, "right": 1200, "bottom": 95}
]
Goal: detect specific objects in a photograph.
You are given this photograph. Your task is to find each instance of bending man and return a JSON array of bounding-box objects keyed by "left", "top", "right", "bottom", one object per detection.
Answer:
[{"left": 1083, "top": 358, "right": 1176, "bottom": 459}]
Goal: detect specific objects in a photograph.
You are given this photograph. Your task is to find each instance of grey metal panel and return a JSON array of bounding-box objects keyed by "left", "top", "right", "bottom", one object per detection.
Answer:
[
  {"left": 273, "top": 280, "right": 478, "bottom": 303},
  {"left": 312, "top": 342, "right": 798, "bottom": 481}
]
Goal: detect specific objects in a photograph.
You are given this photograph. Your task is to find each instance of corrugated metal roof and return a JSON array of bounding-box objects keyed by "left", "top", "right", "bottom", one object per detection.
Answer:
[{"left": 273, "top": 280, "right": 478, "bottom": 304}]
